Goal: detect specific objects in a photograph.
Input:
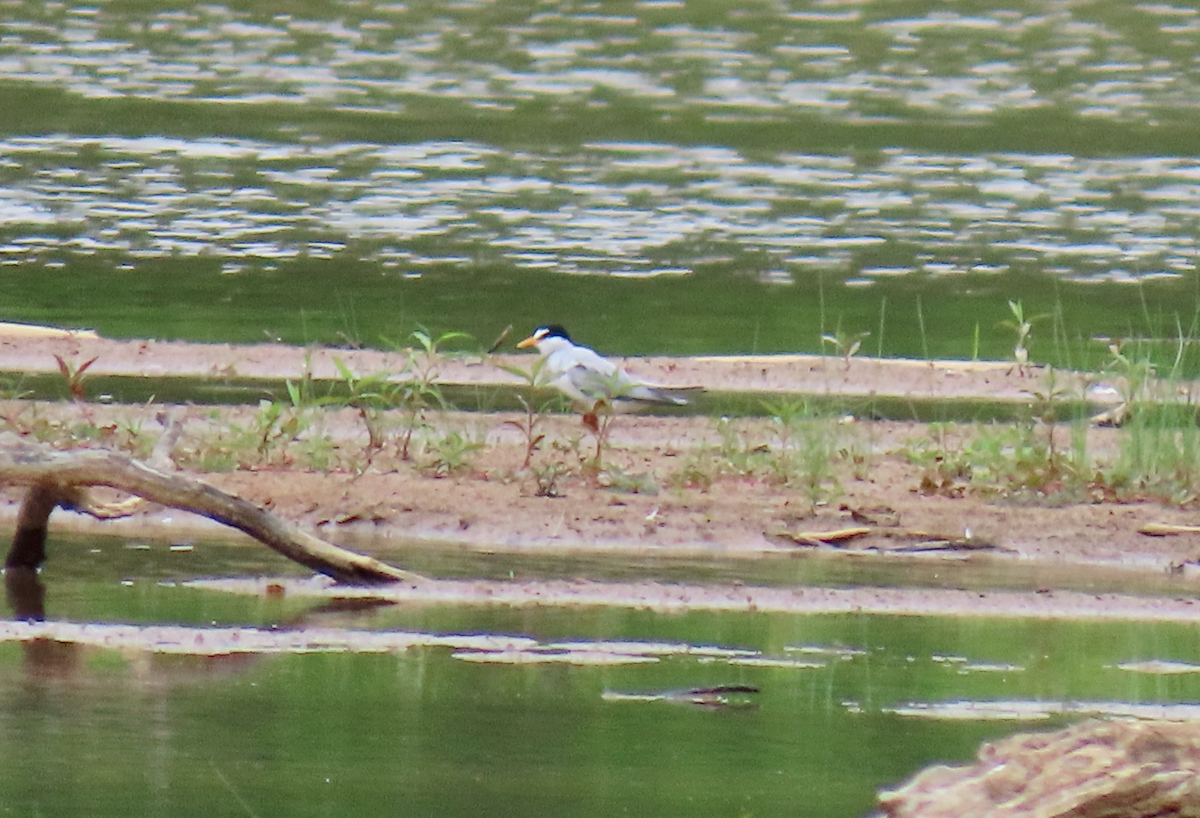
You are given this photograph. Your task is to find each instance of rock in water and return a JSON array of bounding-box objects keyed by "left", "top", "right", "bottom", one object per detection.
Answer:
[{"left": 877, "top": 718, "right": 1200, "bottom": 818}]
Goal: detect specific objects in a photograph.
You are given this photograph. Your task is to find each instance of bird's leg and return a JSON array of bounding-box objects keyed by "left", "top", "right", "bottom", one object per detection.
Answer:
[
  {"left": 581, "top": 411, "right": 600, "bottom": 434},
  {"left": 580, "top": 408, "right": 602, "bottom": 466},
  {"left": 588, "top": 401, "right": 617, "bottom": 469}
]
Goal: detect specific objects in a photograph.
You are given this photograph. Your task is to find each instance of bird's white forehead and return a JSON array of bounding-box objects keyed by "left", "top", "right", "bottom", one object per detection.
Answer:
[{"left": 534, "top": 327, "right": 550, "bottom": 339}]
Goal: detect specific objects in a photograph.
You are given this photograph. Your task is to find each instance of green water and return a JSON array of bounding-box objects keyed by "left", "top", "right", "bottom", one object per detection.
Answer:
[
  {"left": 3, "top": 1, "right": 1200, "bottom": 369},
  {"left": 5, "top": 2, "right": 1200, "bottom": 814},
  {"left": 4, "top": 533, "right": 1200, "bottom": 818}
]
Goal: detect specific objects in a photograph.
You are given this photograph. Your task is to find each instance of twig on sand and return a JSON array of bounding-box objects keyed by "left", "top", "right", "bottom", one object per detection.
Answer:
[{"left": 1140, "top": 523, "right": 1200, "bottom": 537}]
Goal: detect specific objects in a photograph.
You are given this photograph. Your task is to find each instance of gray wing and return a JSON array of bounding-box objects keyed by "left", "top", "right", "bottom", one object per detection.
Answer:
[
  {"left": 562, "top": 364, "right": 688, "bottom": 406},
  {"left": 547, "top": 346, "right": 690, "bottom": 406},
  {"left": 555, "top": 364, "right": 627, "bottom": 404}
]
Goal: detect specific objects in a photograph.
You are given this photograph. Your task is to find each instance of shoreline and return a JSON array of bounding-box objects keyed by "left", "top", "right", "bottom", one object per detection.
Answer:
[{"left": 1, "top": 332, "right": 1199, "bottom": 620}]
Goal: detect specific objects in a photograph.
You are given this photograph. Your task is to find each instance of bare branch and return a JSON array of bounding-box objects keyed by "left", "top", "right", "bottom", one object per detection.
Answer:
[{"left": 0, "top": 434, "right": 422, "bottom": 586}]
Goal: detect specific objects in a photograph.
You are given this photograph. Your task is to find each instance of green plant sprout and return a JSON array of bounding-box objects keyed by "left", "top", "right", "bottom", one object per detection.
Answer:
[
  {"left": 531, "top": 460, "right": 571, "bottom": 498},
  {"left": 762, "top": 398, "right": 843, "bottom": 506},
  {"left": 387, "top": 327, "right": 474, "bottom": 461},
  {"left": 1104, "top": 338, "right": 1155, "bottom": 415},
  {"left": 421, "top": 427, "right": 486, "bottom": 477},
  {"left": 821, "top": 329, "right": 870, "bottom": 369},
  {"left": 496, "top": 356, "right": 561, "bottom": 470},
  {"left": 332, "top": 356, "right": 395, "bottom": 452},
  {"left": 999, "top": 300, "right": 1050, "bottom": 376}
]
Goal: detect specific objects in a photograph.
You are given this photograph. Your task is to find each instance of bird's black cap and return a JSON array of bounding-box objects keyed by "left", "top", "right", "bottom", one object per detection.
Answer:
[{"left": 537, "top": 324, "right": 572, "bottom": 342}]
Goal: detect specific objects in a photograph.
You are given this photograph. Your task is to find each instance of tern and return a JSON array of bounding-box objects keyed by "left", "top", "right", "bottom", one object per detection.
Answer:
[{"left": 516, "top": 325, "right": 694, "bottom": 426}]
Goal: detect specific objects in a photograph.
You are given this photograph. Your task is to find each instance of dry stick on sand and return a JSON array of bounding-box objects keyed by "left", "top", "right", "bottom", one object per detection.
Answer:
[
  {"left": 1140, "top": 523, "right": 1200, "bottom": 537},
  {"left": 0, "top": 433, "right": 422, "bottom": 586}
]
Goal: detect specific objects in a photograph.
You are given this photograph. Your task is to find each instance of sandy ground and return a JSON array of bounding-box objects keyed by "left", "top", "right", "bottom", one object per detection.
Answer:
[
  {"left": 0, "top": 326, "right": 1115, "bottom": 402},
  {"left": 4, "top": 330, "right": 1200, "bottom": 618}
]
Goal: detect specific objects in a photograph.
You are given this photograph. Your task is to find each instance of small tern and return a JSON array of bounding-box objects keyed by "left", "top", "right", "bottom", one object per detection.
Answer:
[{"left": 516, "top": 325, "right": 695, "bottom": 421}]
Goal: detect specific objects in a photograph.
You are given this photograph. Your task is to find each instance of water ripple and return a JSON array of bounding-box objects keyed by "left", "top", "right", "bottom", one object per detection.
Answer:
[
  {"left": 1, "top": 2, "right": 1199, "bottom": 287},
  {"left": 2, "top": 133, "right": 1199, "bottom": 283}
]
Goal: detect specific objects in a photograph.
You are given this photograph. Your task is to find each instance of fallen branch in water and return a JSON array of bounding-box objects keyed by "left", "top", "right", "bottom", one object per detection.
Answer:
[{"left": 0, "top": 433, "right": 422, "bottom": 586}]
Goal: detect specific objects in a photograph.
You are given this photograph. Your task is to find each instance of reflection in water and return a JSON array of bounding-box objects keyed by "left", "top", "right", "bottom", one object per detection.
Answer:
[
  {"left": 4, "top": 568, "right": 45, "bottom": 622},
  {"left": 6, "top": 568, "right": 80, "bottom": 679},
  {"left": 3, "top": 534, "right": 1200, "bottom": 817},
  {"left": 602, "top": 684, "right": 760, "bottom": 710},
  {"left": 887, "top": 699, "right": 1200, "bottom": 723}
]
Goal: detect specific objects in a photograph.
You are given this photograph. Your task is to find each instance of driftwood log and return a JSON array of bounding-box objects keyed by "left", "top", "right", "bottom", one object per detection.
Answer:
[
  {"left": 877, "top": 718, "right": 1200, "bottom": 817},
  {"left": 0, "top": 434, "right": 421, "bottom": 586}
]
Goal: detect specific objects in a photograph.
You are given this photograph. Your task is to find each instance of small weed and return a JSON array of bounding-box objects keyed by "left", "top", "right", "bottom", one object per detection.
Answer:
[
  {"left": 1111, "top": 400, "right": 1200, "bottom": 502},
  {"left": 597, "top": 466, "right": 659, "bottom": 495},
  {"left": 294, "top": 431, "right": 339, "bottom": 472},
  {"left": 667, "top": 412, "right": 853, "bottom": 500},
  {"left": 999, "top": 300, "right": 1050, "bottom": 376},
  {"left": 713, "top": 417, "right": 760, "bottom": 476},
  {"left": 251, "top": 399, "right": 310, "bottom": 462},
  {"left": 532, "top": 461, "right": 571, "bottom": 498},
  {"left": 821, "top": 329, "right": 869, "bottom": 369},
  {"left": 504, "top": 395, "right": 550, "bottom": 469},
  {"left": 668, "top": 455, "right": 717, "bottom": 490},
  {"left": 904, "top": 414, "right": 1090, "bottom": 501},
  {"left": 332, "top": 356, "right": 394, "bottom": 452},
  {"left": 421, "top": 427, "right": 486, "bottom": 477},
  {"left": 1022, "top": 365, "right": 1088, "bottom": 478},
  {"left": 0, "top": 374, "right": 32, "bottom": 402},
  {"left": 967, "top": 423, "right": 1074, "bottom": 498},
  {"left": 1104, "top": 338, "right": 1155, "bottom": 413},
  {"left": 841, "top": 430, "right": 875, "bottom": 482},
  {"left": 664, "top": 418, "right": 753, "bottom": 490},
  {"left": 54, "top": 354, "right": 99, "bottom": 402},
  {"left": 104, "top": 409, "right": 158, "bottom": 459},
  {"left": 900, "top": 422, "right": 972, "bottom": 495},
  {"left": 1001, "top": 300, "right": 1032, "bottom": 373},
  {"left": 386, "top": 327, "right": 473, "bottom": 461},
  {"left": 180, "top": 401, "right": 318, "bottom": 471},
  {"left": 497, "top": 357, "right": 560, "bottom": 469},
  {"left": 286, "top": 351, "right": 332, "bottom": 411},
  {"left": 1097, "top": 334, "right": 1200, "bottom": 501},
  {"left": 763, "top": 399, "right": 843, "bottom": 505}
]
